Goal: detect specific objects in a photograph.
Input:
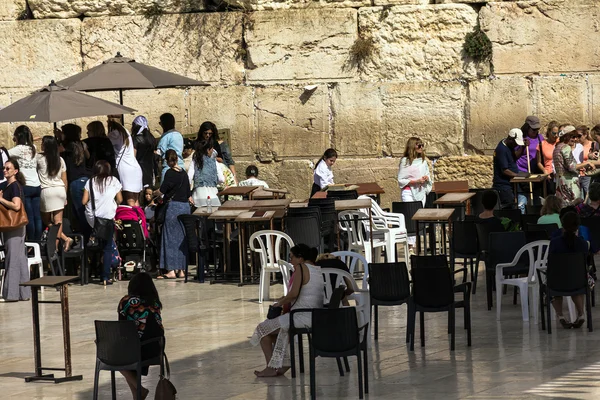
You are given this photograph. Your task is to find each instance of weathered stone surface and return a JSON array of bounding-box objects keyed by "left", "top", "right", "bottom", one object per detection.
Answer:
[
  {"left": 358, "top": 5, "right": 478, "bottom": 81},
  {"left": 533, "top": 75, "right": 589, "bottom": 127},
  {"left": 121, "top": 88, "right": 189, "bottom": 136},
  {"left": 335, "top": 157, "right": 400, "bottom": 208},
  {"left": 225, "top": 0, "right": 370, "bottom": 11},
  {"left": 374, "top": 0, "right": 428, "bottom": 5},
  {"left": 0, "top": 0, "right": 25, "bottom": 20},
  {"left": 467, "top": 76, "right": 533, "bottom": 152},
  {"left": 245, "top": 9, "right": 357, "bottom": 82},
  {"left": 254, "top": 85, "right": 330, "bottom": 161},
  {"left": 188, "top": 85, "right": 255, "bottom": 157},
  {"left": 381, "top": 82, "right": 465, "bottom": 158},
  {"left": 0, "top": 19, "right": 81, "bottom": 88},
  {"left": 589, "top": 76, "right": 600, "bottom": 124},
  {"left": 434, "top": 155, "right": 493, "bottom": 189},
  {"left": 481, "top": 1, "right": 600, "bottom": 74},
  {"left": 331, "top": 83, "right": 383, "bottom": 157},
  {"left": 236, "top": 160, "right": 314, "bottom": 201},
  {"left": 81, "top": 13, "right": 244, "bottom": 84},
  {"left": 29, "top": 0, "right": 204, "bottom": 19}
]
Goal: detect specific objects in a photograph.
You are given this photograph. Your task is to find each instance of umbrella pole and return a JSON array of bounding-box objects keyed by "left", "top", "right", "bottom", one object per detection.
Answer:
[{"left": 119, "top": 89, "right": 125, "bottom": 125}]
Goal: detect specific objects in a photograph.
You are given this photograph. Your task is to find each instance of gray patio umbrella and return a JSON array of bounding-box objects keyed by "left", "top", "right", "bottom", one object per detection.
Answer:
[
  {"left": 0, "top": 81, "right": 136, "bottom": 123},
  {"left": 56, "top": 52, "right": 209, "bottom": 105}
]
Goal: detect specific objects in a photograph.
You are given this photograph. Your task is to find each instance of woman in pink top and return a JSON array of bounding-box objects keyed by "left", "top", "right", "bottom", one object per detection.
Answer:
[{"left": 536, "top": 121, "right": 559, "bottom": 195}]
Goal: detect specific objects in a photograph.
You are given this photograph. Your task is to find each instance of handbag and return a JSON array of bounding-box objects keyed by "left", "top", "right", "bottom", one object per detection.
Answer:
[
  {"left": 267, "top": 263, "right": 304, "bottom": 319},
  {"left": 155, "top": 353, "right": 177, "bottom": 400},
  {"left": 0, "top": 182, "right": 28, "bottom": 232},
  {"left": 86, "top": 178, "right": 115, "bottom": 250},
  {"left": 155, "top": 170, "right": 185, "bottom": 225}
]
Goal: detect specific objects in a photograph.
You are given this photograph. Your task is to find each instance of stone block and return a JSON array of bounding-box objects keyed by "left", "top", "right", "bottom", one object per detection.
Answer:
[
  {"left": 121, "top": 88, "right": 189, "bottom": 136},
  {"left": 467, "top": 76, "right": 533, "bottom": 152},
  {"left": 533, "top": 75, "right": 589, "bottom": 127},
  {"left": 235, "top": 160, "right": 314, "bottom": 201},
  {"left": 81, "top": 13, "right": 244, "bottom": 84},
  {"left": 380, "top": 82, "right": 465, "bottom": 158},
  {"left": 480, "top": 1, "right": 600, "bottom": 74},
  {"left": 0, "top": 0, "right": 25, "bottom": 20},
  {"left": 374, "top": 0, "right": 429, "bottom": 5},
  {"left": 188, "top": 85, "right": 255, "bottom": 158},
  {"left": 245, "top": 9, "right": 357, "bottom": 82},
  {"left": 588, "top": 76, "right": 600, "bottom": 124},
  {"left": 434, "top": 155, "right": 493, "bottom": 189},
  {"left": 331, "top": 83, "right": 383, "bottom": 157},
  {"left": 225, "top": 0, "right": 370, "bottom": 11},
  {"left": 255, "top": 85, "right": 330, "bottom": 161},
  {"left": 29, "top": 0, "right": 204, "bottom": 19},
  {"left": 334, "top": 157, "right": 400, "bottom": 208},
  {"left": 0, "top": 19, "right": 81, "bottom": 89},
  {"left": 358, "top": 5, "right": 478, "bottom": 81}
]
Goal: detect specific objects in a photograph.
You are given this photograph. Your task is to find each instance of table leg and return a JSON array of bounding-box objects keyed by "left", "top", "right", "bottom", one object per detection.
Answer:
[
  {"left": 416, "top": 221, "right": 421, "bottom": 256},
  {"left": 60, "top": 284, "right": 72, "bottom": 377},
  {"left": 513, "top": 183, "right": 518, "bottom": 205},
  {"left": 224, "top": 221, "right": 230, "bottom": 275},
  {"left": 466, "top": 199, "right": 471, "bottom": 215},
  {"left": 238, "top": 223, "right": 244, "bottom": 285},
  {"left": 369, "top": 208, "right": 374, "bottom": 262},
  {"left": 31, "top": 288, "right": 42, "bottom": 377}
]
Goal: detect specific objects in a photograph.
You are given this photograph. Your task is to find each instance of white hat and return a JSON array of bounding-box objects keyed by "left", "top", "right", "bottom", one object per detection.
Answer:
[
  {"left": 557, "top": 125, "right": 576, "bottom": 138},
  {"left": 508, "top": 128, "right": 524, "bottom": 146}
]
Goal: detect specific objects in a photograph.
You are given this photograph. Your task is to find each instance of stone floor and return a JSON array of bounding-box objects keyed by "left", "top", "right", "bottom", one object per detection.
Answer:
[{"left": 2, "top": 270, "right": 600, "bottom": 400}]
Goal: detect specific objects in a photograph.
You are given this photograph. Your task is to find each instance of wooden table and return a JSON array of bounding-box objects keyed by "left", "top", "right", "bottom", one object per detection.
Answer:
[
  {"left": 252, "top": 188, "right": 289, "bottom": 199},
  {"left": 434, "top": 192, "right": 476, "bottom": 215},
  {"left": 312, "top": 182, "right": 385, "bottom": 203},
  {"left": 412, "top": 208, "right": 455, "bottom": 255},
  {"left": 510, "top": 175, "right": 548, "bottom": 203},
  {"left": 235, "top": 211, "right": 276, "bottom": 286},
  {"left": 192, "top": 206, "right": 219, "bottom": 217},
  {"left": 219, "top": 200, "right": 258, "bottom": 210},
  {"left": 218, "top": 186, "right": 259, "bottom": 200},
  {"left": 209, "top": 209, "right": 248, "bottom": 282},
  {"left": 20, "top": 276, "right": 83, "bottom": 384},
  {"left": 432, "top": 180, "right": 469, "bottom": 194},
  {"left": 335, "top": 198, "right": 372, "bottom": 211},
  {"left": 253, "top": 199, "right": 292, "bottom": 209}
]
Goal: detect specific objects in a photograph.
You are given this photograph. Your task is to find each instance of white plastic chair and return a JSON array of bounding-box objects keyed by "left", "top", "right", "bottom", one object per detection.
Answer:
[
  {"left": 338, "top": 210, "right": 389, "bottom": 264},
  {"left": 359, "top": 196, "right": 410, "bottom": 266},
  {"left": 26, "top": 243, "right": 44, "bottom": 293},
  {"left": 331, "top": 250, "right": 369, "bottom": 289},
  {"left": 277, "top": 259, "right": 294, "bottom": 296},
  {"left": 321, "top": 267, "right": 371, "bottom": 346},
  {"left": 496, "top": 240, "right": 550, "bottom": 323},
  {"left": 249, "top": 230, "right": 294, "bottom": 303}
]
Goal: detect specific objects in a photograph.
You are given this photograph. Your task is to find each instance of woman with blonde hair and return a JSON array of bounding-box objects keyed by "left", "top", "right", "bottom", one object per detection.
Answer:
[
  {"left": 107, "top": 118, "right": 143, "bottom": 206},
  {"left": 537, "top": 195, "right": 563, "bottom": 228},
  {"left": 397, "top": 137, "right": 432, "bottom": 206}
]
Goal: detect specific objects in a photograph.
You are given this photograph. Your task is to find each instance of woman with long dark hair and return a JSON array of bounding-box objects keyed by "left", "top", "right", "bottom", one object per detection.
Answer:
[
  {"left": 84, "top": 121, "right": 117, "bottom": 173},
  {"left": 154, "top": 150, "right": 191, "bottom": 279},
  {"left": 117, "top": 272, "right": 163, "bottom": 398},
  {"left": 311, "top": 148, "right": 337, "bottom": 197},
  {"left": 132, "top": 115, "right": 156, "bottom": 188},
  {"left": 82, "top": 160, "right": 123, "bottom": 285},
  {"left": 9, "top": 125, "right": 42, "bottom": 240},
  {"left": 59, "top": 124, "right": 92, "bottom": 237},
  {"left": 187, "top": 139, "right": 223, "bottom": 207},
  {"left": 36, "top": 136, "right": 72, "bottom": 251},
  {"left": 0, "top": 158, "right": 31, "bottom": 302},
  {"left": 108, "top": 119, "right": 143, "bottom": 206}
]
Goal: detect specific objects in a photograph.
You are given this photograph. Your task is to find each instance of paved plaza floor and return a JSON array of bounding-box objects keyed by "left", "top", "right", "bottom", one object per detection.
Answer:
[{"left": 2, "top": 270, "right": 600, "bottom": 399}]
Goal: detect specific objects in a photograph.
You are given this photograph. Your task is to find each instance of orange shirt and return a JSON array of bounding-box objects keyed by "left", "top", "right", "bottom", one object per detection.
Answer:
[{"left": 538, "top": 140, "right": 555, "bottom": 174}]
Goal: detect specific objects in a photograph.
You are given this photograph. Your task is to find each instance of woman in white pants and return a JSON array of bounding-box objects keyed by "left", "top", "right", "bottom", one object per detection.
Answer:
[{"left": 397, "top": 137, "right": 433, "bottom": 247}]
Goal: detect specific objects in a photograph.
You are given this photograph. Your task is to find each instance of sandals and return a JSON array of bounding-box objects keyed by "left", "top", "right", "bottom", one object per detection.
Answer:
[
  {"left": 573, "top": 316, "right": 585, "bottom": 329},
  {"left": 559, "top": 317, "right": 573, "bottom": 329},
  {"left": 63, "top": 237, "right": 74, "bottom": 252}
]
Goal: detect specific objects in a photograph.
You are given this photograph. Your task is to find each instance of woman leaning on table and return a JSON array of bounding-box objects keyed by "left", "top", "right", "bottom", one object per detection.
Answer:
[
  {"left": 310, "top": 148, "right": 338, "bottom": 197},
  {"left": 0, "top": 158, "right": 31, "bottom": 302}
]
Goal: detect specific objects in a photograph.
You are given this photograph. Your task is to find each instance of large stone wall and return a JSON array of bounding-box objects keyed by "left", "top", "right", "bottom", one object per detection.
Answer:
[{"left": 0, "top": 0, "right": 598, "bottom": 205}]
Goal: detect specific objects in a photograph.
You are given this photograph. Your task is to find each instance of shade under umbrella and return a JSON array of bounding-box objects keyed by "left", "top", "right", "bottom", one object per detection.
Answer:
[
  {"left": 56, "top": 52, "right": 209, "bottom": 92},
  {"left": 0, "top": 81, "right": 136, "bottom": 123}
]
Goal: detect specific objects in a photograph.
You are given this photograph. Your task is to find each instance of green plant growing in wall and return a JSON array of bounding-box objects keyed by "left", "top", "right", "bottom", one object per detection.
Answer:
[
  {"left": 16, "top": 7, "right": 30, "bottom": 20},
  {"left": 464, "top": 24, "right": 492, "bottom": 63}
]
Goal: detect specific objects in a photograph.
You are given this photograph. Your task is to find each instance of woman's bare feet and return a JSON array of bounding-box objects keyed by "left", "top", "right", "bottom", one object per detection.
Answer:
[
  {"left": 254, "top": 367, "right": 278, "bottom": 377},
  {"left": 177, "top": 270, "right": 185, "bottom": 278},
  {"left": 276, "top": 366, "right": 290, "bottom": 376}
]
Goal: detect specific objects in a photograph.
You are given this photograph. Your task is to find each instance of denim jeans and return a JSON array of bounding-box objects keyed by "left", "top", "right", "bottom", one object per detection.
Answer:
[
  {"left": 23, "top": 185, "right": 42, "bottom": 241},
  {"left": 102, "top": 237, "right": 115, "bottom": 281},
  {"left": 69, "top": 178, "right": 91, "bottom": 240}
]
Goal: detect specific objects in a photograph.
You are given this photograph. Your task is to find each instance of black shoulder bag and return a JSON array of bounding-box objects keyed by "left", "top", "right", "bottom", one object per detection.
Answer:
[
  {"left": 268, "top": 263, "right": 305, "bottom": 319},
  {"left": 86, "top": 178, "right": 116, "bottom": 250},
  {"left": 155, "top": 170, "right": 185, "bottom": 225}
]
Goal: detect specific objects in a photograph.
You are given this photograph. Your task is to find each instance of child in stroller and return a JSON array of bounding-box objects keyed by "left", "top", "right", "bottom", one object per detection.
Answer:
[{"left": 114, "top": 205, "right": 149, "bottom": 278}]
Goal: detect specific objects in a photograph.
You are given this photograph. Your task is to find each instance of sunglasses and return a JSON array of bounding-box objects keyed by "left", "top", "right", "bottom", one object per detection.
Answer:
[
  {"left": 416, "top": 144, "right": 424, "bottom": 149},
  {"left": 3, "top": 167, "right": 11, "bottom": 171}
]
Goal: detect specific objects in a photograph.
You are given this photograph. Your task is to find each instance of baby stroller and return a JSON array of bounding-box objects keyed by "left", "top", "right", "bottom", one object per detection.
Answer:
[{"left": 114, "top": 205, "right": 149, "bottom": 279}]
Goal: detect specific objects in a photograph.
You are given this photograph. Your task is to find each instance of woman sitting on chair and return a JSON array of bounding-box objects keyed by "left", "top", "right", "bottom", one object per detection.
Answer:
[
  {"left": 118, "top": 272, "right": 163, "bottom": 399},
  {"left": 250, "top": 244, "right": 324, "bottom": 377}
]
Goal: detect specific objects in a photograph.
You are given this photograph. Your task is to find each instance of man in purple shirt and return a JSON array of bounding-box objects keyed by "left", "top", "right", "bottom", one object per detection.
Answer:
[{"left": 514, "top": 116, "right": 545, "bottom": 212}]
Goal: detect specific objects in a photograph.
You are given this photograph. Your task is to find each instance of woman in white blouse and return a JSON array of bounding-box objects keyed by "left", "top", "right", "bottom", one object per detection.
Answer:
[
  {"left": 311, "top": 148, "right": 337, "bottom": 197},
  {"left": 107, "top": 119, "right": 143, "bottom": 206}
]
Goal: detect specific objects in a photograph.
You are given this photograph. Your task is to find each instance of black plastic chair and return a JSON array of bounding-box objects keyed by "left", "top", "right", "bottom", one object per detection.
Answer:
[
  {"left": 526, "top": 229, "right": 549, "bottom": 243},
  {"left": 409, "top": 264, "right": 472, "bottom": 351},
  {"left": 486, "top": 232, "right": 528, "bottom": 310},
  {"left": 44, "top": 224, "right": 64, "bottom": 276},
  {"left": 93, "top": 320, "right": 164, "bottom": 400},
  {"left": 450, "top": 221, "right": 479, "bottom": 292},
  {"left": 581, "top": 217, "right": 600, "bottom": 251},
  {"left": 309, "top": 198, "right": 337, "bottom": 252},
  {"left": 369, "top": 262, "right": 411, "bottom": 342},
  {"left": 178, "top": 214, "right": 209, "bottom": 283},
  {"left": 310, "top": 307, "right": 368, "bottom": 400},
  {"left": 521, "top": 214, "right": 540, "bottom": 229},
  {"left": 541, "top": 252, "right": 592, "bottom": 334},
  {"left": 392, "top": 201, "right": 426, "bottom": 253},
  {"left": 525, "top": 204, "right": 543, "bottom": 215},
  {"left": 494, "top": 209, "right": 522, "bottom": 229},
  {"left": 469, "top": 188, "right": 501, "bottom": 217},
  {"left": 60, "top": 218, "right": 87, "bottom": 284},
  {"left": 327, "top": 190, "right": 358, "bottom": 200},
  {"left": 475, "top": 222, "right": 504, "bottom": 306},
  {"left": 527, "top": 223, "right": 559, "bottom": 238},
  {"left": 285, "top": 214, "right": 322, "bottom": 252}
]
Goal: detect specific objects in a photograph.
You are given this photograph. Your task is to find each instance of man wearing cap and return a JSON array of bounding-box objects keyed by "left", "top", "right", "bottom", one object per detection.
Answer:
[
  {"left": 493, "top": 128, "right": 526, "bottom": 208},
  {"left": 512, "top": 116, "right": 545, "bottom": 211}
]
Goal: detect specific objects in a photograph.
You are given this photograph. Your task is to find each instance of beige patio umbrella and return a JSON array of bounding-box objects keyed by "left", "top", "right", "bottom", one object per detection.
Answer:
[{"left": 0, "top": 81, "right": 136, "bottom": 123}]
